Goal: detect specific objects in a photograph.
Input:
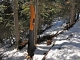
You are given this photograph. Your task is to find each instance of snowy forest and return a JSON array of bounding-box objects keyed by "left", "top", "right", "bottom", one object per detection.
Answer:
[{"left": 0, "top": 0, "right": 80, "bottom": 60}]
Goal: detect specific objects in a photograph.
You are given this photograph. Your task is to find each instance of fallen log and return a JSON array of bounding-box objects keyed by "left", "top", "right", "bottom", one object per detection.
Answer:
[
  {"left": 18, "top": 40, "right": 28, "bottom": 50},
  {"left": 37, "top": 30, "right": 59, "bottom": 44}
]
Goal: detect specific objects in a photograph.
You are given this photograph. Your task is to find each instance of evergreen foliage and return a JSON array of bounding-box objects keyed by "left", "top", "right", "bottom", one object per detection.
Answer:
[{"left": 0, "top": 0, "right": 80, "bottom": 44}]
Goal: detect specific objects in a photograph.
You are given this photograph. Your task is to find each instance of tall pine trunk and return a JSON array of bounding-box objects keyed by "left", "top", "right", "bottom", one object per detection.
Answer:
[
  {"left": 34, "top": 0, "right": 39, "bottom": 44},
  {"left": 13, "top": 0, "right": 20, "bottom": 48},
  {"left": 69, "top": 0, "right": 76, "bottom": 26}
]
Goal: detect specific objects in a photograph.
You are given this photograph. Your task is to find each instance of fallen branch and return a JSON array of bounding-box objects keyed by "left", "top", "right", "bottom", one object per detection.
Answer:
[{"left": 18, "top": 40, "right": 28, "bottom": 50}]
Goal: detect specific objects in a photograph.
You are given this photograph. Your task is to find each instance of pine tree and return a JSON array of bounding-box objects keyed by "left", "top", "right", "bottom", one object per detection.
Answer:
[{"left": 13, "top": 0, "right": 20, "bottom": 48}]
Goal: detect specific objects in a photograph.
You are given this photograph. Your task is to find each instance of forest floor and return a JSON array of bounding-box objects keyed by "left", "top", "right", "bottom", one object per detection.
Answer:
[{"left": 0, "top": 18, "right": 80, "bottom": 60}]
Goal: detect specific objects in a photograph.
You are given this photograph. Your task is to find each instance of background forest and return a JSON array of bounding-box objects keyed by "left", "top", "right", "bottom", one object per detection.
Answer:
[{"left": 0, "top": 0, "right": 80, "bottom": 46}]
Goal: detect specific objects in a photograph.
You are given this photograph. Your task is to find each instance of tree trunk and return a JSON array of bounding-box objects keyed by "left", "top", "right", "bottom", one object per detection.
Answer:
[
  {"left": 34, "top": 0, "right": 39, "bottom": 44},
  {"left": 69, "top": 0, "right": 76, "bottom": 26},
  {"left": 76, "top": 12, "right": 79, "bottom": 21},
  {"left": 13, "top": 0, "right": 20, "bottom": 48},
  {"left": 28, "top": 0, "right": 36, "bottom": 58}
]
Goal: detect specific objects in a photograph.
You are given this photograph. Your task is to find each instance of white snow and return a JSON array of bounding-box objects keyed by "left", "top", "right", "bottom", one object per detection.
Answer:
[
  {"left": 33, "top": 20, "right": 80, "bottom": 60},
  {"left": 45, "top": 20, "right": 80, "bottom": 60},
  {"left": 41, "top": 20, "right": 65, "bottom": 36},
  {"left": 0, "top": 19, "right": 80, "bottom": 60}
]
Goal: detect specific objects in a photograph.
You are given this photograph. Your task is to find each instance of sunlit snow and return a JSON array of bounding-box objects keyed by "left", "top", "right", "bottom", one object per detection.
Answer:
[{"left": 0, "top": 19, "right": 80, "bottom": 60}]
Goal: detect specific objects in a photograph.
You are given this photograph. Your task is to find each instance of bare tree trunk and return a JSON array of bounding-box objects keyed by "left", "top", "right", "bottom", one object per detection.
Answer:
[
  {"left": 34, "top": 0, "right": 39, "bottom": 44},
  {"left": 13, "top": 0, "right": 20, "bottom": 48},
  {"left": 28, "top": 0, "right": 36, "bottom": 58},
  {"left": 76, "top": 1, "right": 80, "bottom": 21},
  {"left": 69, "top": 0, "right": 75, "bottom": 26}
]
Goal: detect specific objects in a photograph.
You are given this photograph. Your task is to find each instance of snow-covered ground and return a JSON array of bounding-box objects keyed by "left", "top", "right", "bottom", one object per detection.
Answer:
[
  {"left": 0, "top": 19, "right": 80, "bottom": 60},
  {"left": 46, "top": 21, "right": 80, "bottom": 60},
  {"left": 40, "top": 20, "right": 66, "bottom": 37},
  {"left": 33, "top": 20, "right": 80, "bottom": 60}
]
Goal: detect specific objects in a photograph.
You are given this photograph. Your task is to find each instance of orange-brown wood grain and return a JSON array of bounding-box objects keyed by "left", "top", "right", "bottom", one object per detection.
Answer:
[{"left": 30, "top": 4, "right": 35, "bottom": 30}]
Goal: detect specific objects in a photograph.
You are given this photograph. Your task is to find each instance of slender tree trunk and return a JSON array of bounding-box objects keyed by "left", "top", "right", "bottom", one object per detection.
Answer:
[
  {"left": 13, "top": 0, "right": 20, "bottom": 48},
  {"left": 69, "top": 0, "right": 75, "bottom": 26},
  {"left": 34, "top": 0, "right": 39, "bottom": 44},
  {"left": 76, "top": 11, "right": 79, "bottom": 21}
]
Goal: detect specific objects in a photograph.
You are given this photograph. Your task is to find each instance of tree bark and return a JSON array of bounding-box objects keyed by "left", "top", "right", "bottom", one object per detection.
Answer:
[
  {"left": 28, "top": 0, "right": 36, "bottom": 57},
  {"left": 34, "top": 0, "right": 39, "bottom": 44},
  {"left": 69, "top": 0, "right": 76, "bottom": 26},
  {"left": 13, "top": 0, "right": 20, "bottom": 48}
]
